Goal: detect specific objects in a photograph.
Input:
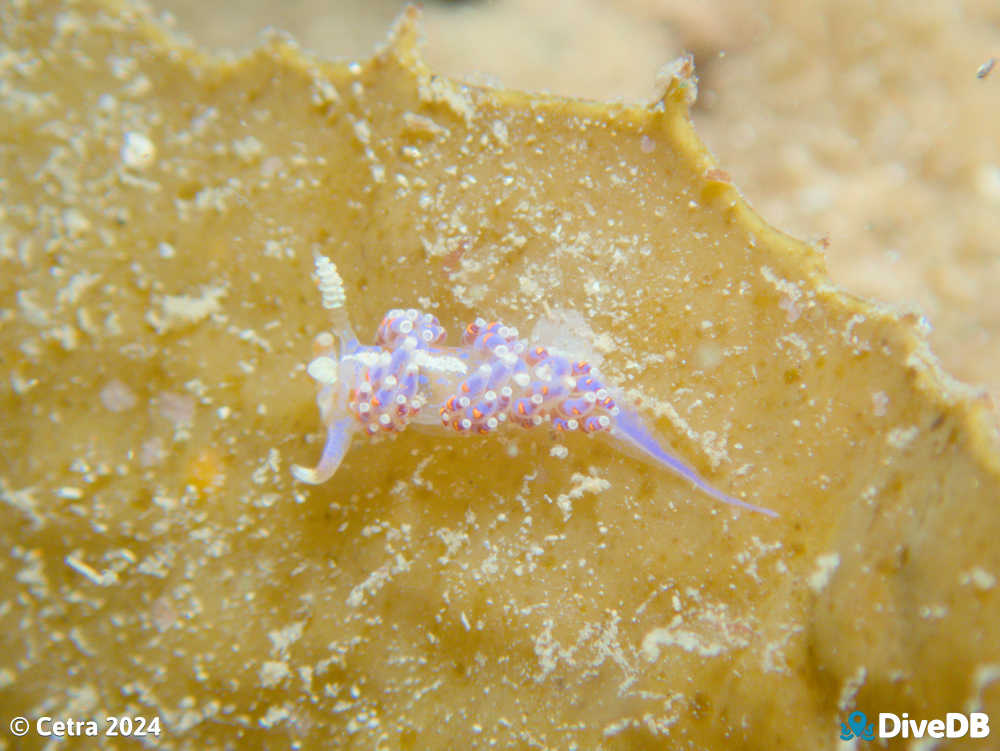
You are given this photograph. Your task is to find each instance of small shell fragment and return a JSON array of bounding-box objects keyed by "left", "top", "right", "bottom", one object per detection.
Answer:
[{"left": 121, "top": 131, "right": 156, "bottom": 169}]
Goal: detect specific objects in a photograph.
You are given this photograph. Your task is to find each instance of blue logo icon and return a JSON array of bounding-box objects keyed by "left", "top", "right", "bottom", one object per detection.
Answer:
[{"left": 841, "top": 711, "right": 876, "bottom": 741}]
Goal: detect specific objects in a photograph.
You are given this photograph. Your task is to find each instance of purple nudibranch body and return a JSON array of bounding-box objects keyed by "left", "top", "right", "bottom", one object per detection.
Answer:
[{"left": 294, "top": 257, "right": 777, "bottom": 517}]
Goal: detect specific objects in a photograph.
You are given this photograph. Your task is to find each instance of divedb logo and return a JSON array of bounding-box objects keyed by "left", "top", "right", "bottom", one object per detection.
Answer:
[{"left": 840, "top": 711, "right": 990, "bottom": 741}]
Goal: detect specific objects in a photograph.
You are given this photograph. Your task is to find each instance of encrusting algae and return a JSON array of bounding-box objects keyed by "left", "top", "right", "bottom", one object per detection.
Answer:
[{"left": 2, "top": 1, "right": 999, "bottom": 749}]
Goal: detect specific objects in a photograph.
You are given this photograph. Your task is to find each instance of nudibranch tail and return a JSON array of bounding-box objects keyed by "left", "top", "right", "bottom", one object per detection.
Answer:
[{"left": 610, "top": 408, "right": 778, "bottom": 517}]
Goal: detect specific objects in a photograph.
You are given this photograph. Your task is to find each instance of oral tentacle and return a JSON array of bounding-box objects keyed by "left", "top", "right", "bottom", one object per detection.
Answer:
[{"left": 291, "top": 417, "right": 355, "bottom": 485}]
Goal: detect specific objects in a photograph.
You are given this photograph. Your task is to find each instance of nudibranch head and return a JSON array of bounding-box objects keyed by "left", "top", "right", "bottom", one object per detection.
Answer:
[
  {"left": 291, "top": 258, "right": 357, "bottom": 485},
  {"left": 305, "top": 331, "right": 342, "bottom": 427}
]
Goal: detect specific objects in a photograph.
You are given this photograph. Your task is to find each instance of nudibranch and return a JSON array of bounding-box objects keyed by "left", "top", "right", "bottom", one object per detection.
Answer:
[{"left": 293, "top": 256, "right": 777, "bottom": 517}]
